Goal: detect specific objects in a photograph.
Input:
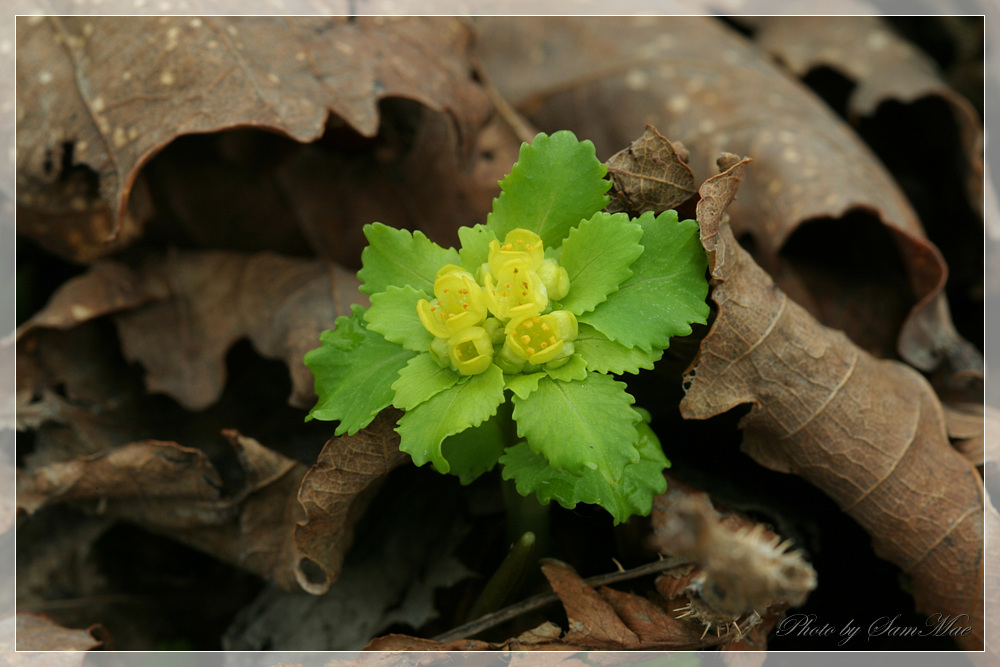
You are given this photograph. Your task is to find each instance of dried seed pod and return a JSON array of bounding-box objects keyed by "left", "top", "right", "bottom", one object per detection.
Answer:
[{"left": 653, "top": 490, "right": 817, "bottom": 636}]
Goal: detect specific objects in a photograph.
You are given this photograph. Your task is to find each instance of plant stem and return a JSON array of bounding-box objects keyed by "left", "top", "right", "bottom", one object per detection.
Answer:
[{"left": 502, "top": 476, "right": 551, "bottom": 555}]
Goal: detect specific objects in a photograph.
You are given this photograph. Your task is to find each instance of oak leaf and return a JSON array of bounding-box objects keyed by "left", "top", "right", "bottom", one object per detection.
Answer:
[
  {"left": 16, "top": 16, "right": 506, "bottom": 262},
  {"left": 18, "top": 250, "right": 359, "bottom": 411},
  {"left": 680, "top": 157, "right": 986, "bottom": 651}
]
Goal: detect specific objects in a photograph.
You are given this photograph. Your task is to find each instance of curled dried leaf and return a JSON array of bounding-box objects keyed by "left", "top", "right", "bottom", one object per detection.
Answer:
[
  {"left": 16, "top": 16, "right": 495, "bottom": 259},
  {"left": 294, "top": 410, "right": 408, "bottom": 594},
  {"left": 605, "top": 124, "right": 696, "bottom": 215},
  {"left": 12, "top": 612, "right": 109, "bottom": 652},
  {"left": 681, "top": 159, "right": 986, "bottom": 650}
]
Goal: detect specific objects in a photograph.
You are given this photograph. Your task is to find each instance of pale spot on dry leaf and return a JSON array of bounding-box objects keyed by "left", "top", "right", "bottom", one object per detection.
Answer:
[
  {"left": 189, "top": 18, "right": 202, "bottom": 28},
  {"left": 70, "top": 304, "right": 92, "bottom": 320},
  {"left": 38, "top": 71, "right": 53, "bottom": 85},
  {"left": 268, "top": 73, "right": 280, "bottom": 85},
  {"left": 113, "top": 127, "right": 127, "bottom": 148},
  {"left": 698, "top": 118, "right": 716, "bottom": 134},
  {"left": 295, "top": 51, "right": 306, "bottom": 61},
  {"left": 667, "top": 95, "right": 689, "bottom": 113},
  {"left": 336, "top": 42, "right": 354, "bottom": 56},
  {"left": 91, "top": 96, "right": 105, "bottom": 113},
  {"left": 867, "top": 29, "right": 890, "bottom": 51},
  {"left": 160, "top": 70, "right": 175, "bottom": 86},
  {"left": 625, "top": 69, "right": 649, "bottom": 90}
]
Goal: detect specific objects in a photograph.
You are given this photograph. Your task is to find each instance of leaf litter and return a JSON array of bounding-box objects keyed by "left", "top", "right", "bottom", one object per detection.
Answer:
[{"left": 12, "top": 13, "right": 988, "bottom": 655}]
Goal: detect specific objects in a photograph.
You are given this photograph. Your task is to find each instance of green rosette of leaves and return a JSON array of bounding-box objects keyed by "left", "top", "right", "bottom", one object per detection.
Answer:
[{"left": 305, "top": 130, "right": 710, "bottom": 524}]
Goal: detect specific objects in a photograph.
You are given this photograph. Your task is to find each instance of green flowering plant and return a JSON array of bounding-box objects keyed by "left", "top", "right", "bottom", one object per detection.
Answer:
[{"left": 305, "top": 130, "right": 710, "bottom": 524}]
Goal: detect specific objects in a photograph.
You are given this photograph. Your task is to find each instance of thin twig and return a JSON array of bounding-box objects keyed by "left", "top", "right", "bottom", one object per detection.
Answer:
[{"left": 433, "top": 555, "right": 691, "bottom": 642}]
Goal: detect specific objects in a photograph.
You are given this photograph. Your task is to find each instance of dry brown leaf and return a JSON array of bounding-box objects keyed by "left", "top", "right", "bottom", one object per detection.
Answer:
[
  {"left": 15, "top": 415, "right": 405, "bottom": 594},
  {"left": 752, "top": 15, "right": 983, "bottom": 209},
  {"left": 680, "top": 158, "right": 986, "bottom": 651},
  {"left": 605, "top": 124, "right": 695, "bottom": 215},
  {"left": 541, "top": 559, "right": 641, "bottom": 649},
  {"left": 16, "top": 16, "right": 497, "bottom": 261},
  {"left": 363, "top": 556, "right": 742, "bottom": 652},
  {"left": 140, "top": 98, "right": 519, "bottom": 270},
  {"left": 12, "top": 612, "right": 108, "bottom": 651},
  {"left": 472, "top": 16, "right": 980, "bottom": 387},
  {"left": 294, "top": 410, "right": 408, "bottom": 594},
  {"left": 18, "top": 250, "right": 359, "bottom": 411},
  {"left": 16, "top": 440, "right": 223, "bottom": 519},
  {"left": 596, "top": 586, "right": 701, "bottom": 648}
]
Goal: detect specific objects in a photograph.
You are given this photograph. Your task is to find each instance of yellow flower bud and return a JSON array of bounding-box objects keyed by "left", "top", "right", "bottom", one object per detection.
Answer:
[
  {"left": 537, "top": 258, "right": 571, "bottom": 302},
  {"left": 447, "top": 326, "right": 495, "bottom": 376},
  {"left": 503, "top": 310, "right": 578, "bottom": 365},
  {"left": 417, "top": 264, "right": 488, "bottom": 338}
]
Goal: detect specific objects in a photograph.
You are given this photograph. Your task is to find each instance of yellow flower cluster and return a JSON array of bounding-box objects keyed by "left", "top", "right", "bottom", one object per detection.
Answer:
[{"left": 417, "top": 229, "right": 577, "bottom": 375}]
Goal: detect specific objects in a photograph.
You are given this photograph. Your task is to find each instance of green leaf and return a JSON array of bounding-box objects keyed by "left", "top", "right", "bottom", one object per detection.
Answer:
[
  {"left": 544, "top": 354, "right": 588, "bottom": 382},
  {"left": 358, "top": 223, "right": 460, "bottom": 295},
  {"left": 512, "top": 373, "right": 640, "bottom": 481},
  {"left": 365, "top": 284, "right": 434, "bottom": 352},
  {"left": 391, "top": 352, "right": 461, "bottom": 411},
  {"left": 580, "top": 211, "right": 709, "bottom": 351},
  {"left": 458, "top": 224, "right": 497, "bottom": 274},
  {"left": 304, "top": 306, "right": 416, "bottom": 434},
  {"left": 504, "top": 372, "right": 545, "bottom": 400},
  {"left": 500, "top": 419, "right": 669, "bottom": 524},
  {"left": 487, "top": 131, "right": 611, "bottom": 248},
  {"left": 396, "top": 363, "right": 506, "bottom": 473},
  {"left": 557, "top": 212, "right": 644, "bottom": 315},
  {"left": 575, "top": 324, "right": 664, "bottom": 375},
  {"left": 440, "top": 404, "right": 512, "bottom": 484}
]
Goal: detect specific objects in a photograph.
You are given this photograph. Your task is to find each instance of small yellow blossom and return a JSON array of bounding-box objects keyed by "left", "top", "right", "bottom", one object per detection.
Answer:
[
  {"left": 487, "top": 229, "right": 545, "bottom": 277},
  {"left": 417, "top": 264, "right": 488, "bottom": 338},
  {"left": 483, "top": 258, "right": 548, "bottom": 320},
  {"left": 503, "top": 310, "right": 578, "bottom": 366}
]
